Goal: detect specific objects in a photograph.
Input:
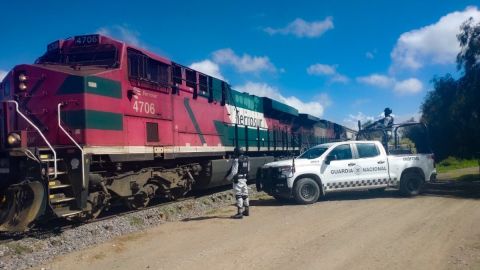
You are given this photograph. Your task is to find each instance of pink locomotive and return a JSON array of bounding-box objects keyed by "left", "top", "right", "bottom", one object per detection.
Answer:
[{"left": 0, "top": 34, "right": 349, "bottom": 231}]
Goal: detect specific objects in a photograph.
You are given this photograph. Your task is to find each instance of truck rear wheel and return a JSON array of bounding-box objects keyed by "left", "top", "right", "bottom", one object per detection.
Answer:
[
  {"left": 293, "top": 178, "right": 320, "bottom": 204},
  {"left": 400, "top": 172, "right": 423, "bottom": 197}
]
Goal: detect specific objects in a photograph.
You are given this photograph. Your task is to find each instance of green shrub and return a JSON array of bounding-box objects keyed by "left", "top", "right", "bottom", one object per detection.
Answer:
[{"left": 437, "top": 156, "right": 478, "bottom": 173}]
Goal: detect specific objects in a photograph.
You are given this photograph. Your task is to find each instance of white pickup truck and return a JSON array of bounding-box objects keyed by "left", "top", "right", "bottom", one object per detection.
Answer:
[{"left": 257, "top": 140, "right": 436, "bottom": 204}]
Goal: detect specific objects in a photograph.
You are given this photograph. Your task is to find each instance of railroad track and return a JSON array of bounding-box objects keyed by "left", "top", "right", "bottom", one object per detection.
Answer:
[
  {"left": 0, "top": 184, "right": 233, "bottom": 244},
  {"left": 0, "top": 196, "right": 198, "bottom": 245}
]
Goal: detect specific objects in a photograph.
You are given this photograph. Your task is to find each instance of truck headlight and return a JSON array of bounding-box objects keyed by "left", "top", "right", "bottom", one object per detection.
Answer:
[
  {"left": 278, "top": 166, "right": 294, "bottom": 178},
  {"left": 7, "top": 133, "right": 21, "bottom": 147}
]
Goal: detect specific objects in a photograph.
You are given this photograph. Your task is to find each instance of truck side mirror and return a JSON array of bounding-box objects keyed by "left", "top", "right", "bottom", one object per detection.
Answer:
[{"left": 325, "top": 155, "right": 336, "bottom": 165}]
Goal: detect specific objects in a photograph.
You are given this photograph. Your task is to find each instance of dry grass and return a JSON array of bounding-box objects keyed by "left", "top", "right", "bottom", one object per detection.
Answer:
[
  {"left": 128, "top": 216, "right": 144, "bottom": 227},
  {"left": 6, "top": 243, "right": 33, "bottom": 255}
]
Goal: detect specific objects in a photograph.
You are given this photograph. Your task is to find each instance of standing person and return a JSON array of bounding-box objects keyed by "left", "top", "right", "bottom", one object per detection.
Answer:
[
  {"left": 225, "top": 148, "right": 250, "bottom": 219},
  {"left": 364, "top": 107, "right": 394, "bottom": 130},
  {"left": 382, "top": 107, "right": 394, "bottom": 128}
]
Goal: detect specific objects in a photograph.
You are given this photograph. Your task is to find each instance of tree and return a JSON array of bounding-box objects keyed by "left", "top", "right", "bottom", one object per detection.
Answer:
[{"left": 420, "top": 18, "right": 480, "bottom": 160}]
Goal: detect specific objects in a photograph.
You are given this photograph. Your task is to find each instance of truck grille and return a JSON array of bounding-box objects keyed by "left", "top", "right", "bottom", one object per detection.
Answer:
[{"left": 260, "top": 167, "right": 281, "bottom": 191}]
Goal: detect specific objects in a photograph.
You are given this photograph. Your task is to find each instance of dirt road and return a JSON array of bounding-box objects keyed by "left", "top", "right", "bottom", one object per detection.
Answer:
[{"left": 44, "top": 184, "right": 480, "bottom": 270}]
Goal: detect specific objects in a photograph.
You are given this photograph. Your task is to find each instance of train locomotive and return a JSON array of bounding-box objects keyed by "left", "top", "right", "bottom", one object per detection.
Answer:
[{"left": 0, "top": 34, "right": 350, "bottom": 232}]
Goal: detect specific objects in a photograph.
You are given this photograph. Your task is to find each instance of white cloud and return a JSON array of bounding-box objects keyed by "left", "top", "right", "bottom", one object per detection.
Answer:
[
  {"left": 189, "top": 60, "right": 225, "bottom": 80},
  {"left": 391, "top": 6, "right": 480, "bottom": 70},
  {"left": 235, "top": 82, "right": 330, "bottom": 117},
  {"left": 356, "top": 74, "right": 395, "bottom": 88},
  {"left": 97, "top": 25, "right": 142, "bottom": 47},
  {"left": 264, "top": 17, "right": 334, "bottom": 38},
  {"left": 307, "top": 63, "right": 336, "bottom": 75},
  {"left": 393, "top": 78, "right": 423, "bottom": 94},
  {"left": 0, "top": 70, "right": 7, "bottom": 81},
  {"left": 357, "top": 74, "right": 423, "bottom": 94},
  {"left": 307, "top": 63, "right": 349, "bottom": 83},
  {"left": 342, "top": 112, "right": 375, "bottom": 130},
  {"left": 212, "top": 48, "right": 276, "bottom": 73},
  {"left": 331, "top": 74, "right": 349, "bottom": 83}
]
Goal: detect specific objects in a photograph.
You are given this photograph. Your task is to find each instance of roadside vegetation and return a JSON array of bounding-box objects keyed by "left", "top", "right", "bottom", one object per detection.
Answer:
[
  {"left": 420, "top": 19, "right": 480, "bottom": 161},
  {"left": 437, "top": 157, "right": 479, "bottom": 173}
]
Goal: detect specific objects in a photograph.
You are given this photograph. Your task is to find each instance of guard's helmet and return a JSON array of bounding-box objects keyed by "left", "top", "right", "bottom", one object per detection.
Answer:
[{"left": 384, "top": 107, "right": 392, "bottom": 116}]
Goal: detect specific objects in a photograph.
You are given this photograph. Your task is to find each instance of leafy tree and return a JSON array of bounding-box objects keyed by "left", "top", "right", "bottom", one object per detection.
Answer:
[{"left": 420, "top": 18, "right": 480, "bottom": 160}]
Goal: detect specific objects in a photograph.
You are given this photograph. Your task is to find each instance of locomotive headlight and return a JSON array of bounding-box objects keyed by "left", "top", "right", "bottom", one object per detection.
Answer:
[
  {"left": 7, "top": 133, "right": 21, "bottom": 146},
  {"left": 18, "top": 73, "right": 28, "bottom": 82},
  {"left": 18, "top": 83, "right": 27, "bottom": 91}
]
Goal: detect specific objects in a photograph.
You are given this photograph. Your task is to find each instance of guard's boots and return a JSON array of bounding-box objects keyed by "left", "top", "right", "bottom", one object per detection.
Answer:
[
  {"left": 231, "top": 207, "right": 243, "bottom": 219},
  {"left": 243, "top": 206, "right": 250, "bottom": 216}
]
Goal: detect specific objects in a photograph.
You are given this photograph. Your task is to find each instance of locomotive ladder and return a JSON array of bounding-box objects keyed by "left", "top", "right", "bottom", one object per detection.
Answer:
[
  {"left": 39, "top": 102, "right": 89, "bottom": 218},
  {"left": 40, "top": 153, "right": 82, "bottom": 218},
  {"left": 3, "top": 100, "right": 82, "bottom": 218}
]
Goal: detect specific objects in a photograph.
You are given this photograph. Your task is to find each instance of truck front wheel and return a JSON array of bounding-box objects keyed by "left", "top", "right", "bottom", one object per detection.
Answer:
[
  {"left": 400, "top": 172, "right": 423, "bottom": 197},
  {"left": 293, "top": 178, "right": 320, "bottom": 204}
]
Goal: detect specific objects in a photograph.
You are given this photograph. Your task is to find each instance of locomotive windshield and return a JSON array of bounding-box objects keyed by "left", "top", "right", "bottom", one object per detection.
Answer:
[{"left": 36, "top": 44, "right": 118, "bottom": 68}]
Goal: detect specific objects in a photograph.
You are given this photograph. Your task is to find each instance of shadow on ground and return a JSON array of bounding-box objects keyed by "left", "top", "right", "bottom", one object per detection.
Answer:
[
  {"left": 423, "top": 175, "right": 480, "bottom": 199},
  {"left": 182, "top": 216, "right": 234, "bottom": 222}
]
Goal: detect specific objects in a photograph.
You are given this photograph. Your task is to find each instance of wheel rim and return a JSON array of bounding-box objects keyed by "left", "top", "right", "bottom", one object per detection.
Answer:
[
  {"left": 300, "top": 183, "right": 316, "bottom": 200},
  {"left": 407, "top": 177, "right": 420, "bottom": 192},
  {"left": 0, "top": 181, "right": 45, "bottom": 232}
]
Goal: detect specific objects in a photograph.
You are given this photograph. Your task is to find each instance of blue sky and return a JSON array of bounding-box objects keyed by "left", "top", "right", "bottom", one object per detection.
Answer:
[{"left": 1, "top": 1, "right": 479, "bottom": 129}]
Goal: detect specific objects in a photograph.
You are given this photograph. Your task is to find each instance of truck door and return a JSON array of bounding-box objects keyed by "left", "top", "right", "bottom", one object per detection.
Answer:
[
  {"left": 321, "top": 143, "right": 356, "bottom": 191},
  {"left": 353, "top": 142, "right": 389, "bottom": 187}
]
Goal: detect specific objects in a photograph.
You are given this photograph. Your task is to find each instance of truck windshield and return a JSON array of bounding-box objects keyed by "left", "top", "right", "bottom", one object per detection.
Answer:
[
  {"left": 36, "top": 44, "right": 118, "bottom": 67},
  {"left": 297, "top": 147, "right": 329, "bottom": 159}
]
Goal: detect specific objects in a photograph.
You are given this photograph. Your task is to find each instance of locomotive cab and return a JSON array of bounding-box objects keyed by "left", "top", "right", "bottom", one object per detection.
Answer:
[{"left": 0, "top": 34, "right": 124, "bottom": 231}]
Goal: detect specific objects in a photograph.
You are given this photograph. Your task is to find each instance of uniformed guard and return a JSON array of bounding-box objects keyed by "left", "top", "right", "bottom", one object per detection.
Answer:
[
  {"left": 225, "top": 147, "right": 250, "bottom": 219},
  {"left": 365, "top": 107, "right": 394, "bottom": 130},
  {"left": 382, "top": 107, "right": 394, "bottom": 128}
]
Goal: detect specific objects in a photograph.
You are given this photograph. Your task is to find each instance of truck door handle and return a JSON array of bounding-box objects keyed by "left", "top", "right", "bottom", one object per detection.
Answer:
[
  {"left": 377, "top": 161, "right": 385, "bottom": 164},
  {"left": 348, "top": 163, "right": 356, "bottom": 166}
]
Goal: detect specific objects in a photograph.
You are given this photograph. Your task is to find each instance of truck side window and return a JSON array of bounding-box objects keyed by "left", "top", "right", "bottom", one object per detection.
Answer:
[
  {"left": 356, "top": 143, "right": 379, "bottom": 158},
  {"left": 329, "top": 144, "right": 352, "bottom": 160}
]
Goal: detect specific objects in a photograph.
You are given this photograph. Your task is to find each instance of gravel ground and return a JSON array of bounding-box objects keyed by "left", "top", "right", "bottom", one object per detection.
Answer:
[{"left": 0, "top": 185, "right": 262, "bottom": 270}]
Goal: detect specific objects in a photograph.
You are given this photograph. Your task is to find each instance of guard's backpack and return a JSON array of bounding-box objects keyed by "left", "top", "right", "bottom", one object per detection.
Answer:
[{"left": 238, "top": 155, "right": 249, "bottom": 175}]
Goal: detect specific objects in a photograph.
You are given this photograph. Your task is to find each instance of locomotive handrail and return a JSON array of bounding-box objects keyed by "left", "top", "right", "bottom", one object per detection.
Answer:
[
  {"left": 3, "top": 100, "right": 58, "bottom": 178},
  {"left": 57, "top": 103, "right": 86, "bottom": 189}
]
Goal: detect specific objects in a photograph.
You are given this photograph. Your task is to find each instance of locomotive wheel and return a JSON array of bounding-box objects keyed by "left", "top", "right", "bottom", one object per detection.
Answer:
[
  {"left": 0, "top": 181, "right": 46, "bottom": 232},
  {"left": 84, "top": 192, "right": 107, "bottom": 220},
  {"left": 126, "top": 192, "right": 150, "bottom": 210}
]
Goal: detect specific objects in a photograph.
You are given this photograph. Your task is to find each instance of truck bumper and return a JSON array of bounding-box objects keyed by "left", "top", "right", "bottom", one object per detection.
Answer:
[{"left": 257, "top": 167, "right": 292, "bottom": 198}]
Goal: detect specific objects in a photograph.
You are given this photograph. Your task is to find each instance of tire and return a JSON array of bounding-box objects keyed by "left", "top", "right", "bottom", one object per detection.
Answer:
[
  {"left": 400, "top": 172, "right": 423, "bottom": 197},
  {"left": 293, "top": 178, "right": 320, "bottom": 204}
]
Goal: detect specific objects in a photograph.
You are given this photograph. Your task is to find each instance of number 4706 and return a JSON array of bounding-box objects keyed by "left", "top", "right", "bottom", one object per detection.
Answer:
[{"left": 133, "top": 101, "right": 155, "bottom": 114}]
